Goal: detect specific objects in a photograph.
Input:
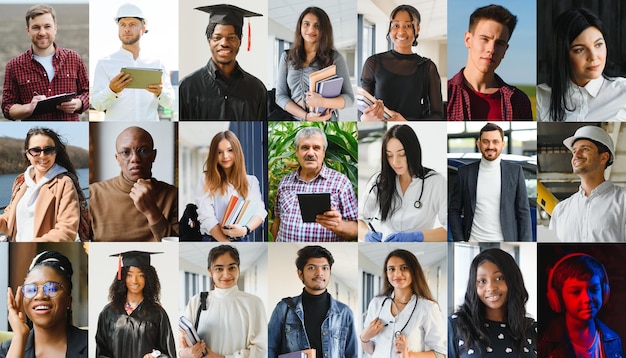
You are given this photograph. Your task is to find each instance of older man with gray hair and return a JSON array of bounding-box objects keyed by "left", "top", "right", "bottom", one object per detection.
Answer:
[
  {"left": 271, "top": 126, "right": 357, "bottom": 242},
  {"left": 548, "top": 125, "right": 626, "bottom": 242}
]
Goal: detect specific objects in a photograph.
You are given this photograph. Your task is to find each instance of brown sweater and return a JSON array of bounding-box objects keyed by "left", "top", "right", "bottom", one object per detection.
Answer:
[{"left": 89, "top": 175, "right": 178, "bottom": 241}]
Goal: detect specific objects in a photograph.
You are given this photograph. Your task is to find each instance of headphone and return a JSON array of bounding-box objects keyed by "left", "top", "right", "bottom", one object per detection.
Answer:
[{"left": 546, "top": 253, "right": 610, "bottom": 313}]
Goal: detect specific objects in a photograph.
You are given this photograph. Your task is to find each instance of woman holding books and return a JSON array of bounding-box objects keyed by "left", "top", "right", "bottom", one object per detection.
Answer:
[
  {"left": 194, "top": 131, "right": 267, "bottom": 242},
  {"left": 359, "top": 125, "right": 447, "bottom": 242},
  {"left": 0, "top": 127, "right": 86, "bottom": 242},
  {"left": 275, "top": 6, "right": 354, "bottom": 121},
  {"left": 361, "top": 249, "right": 446, "bottom": 357},
  {"left": 0, "top": 250, "right": 87, "bottom": 357},
  {"left": 179, "top": 245, "right": 267, "bottom": 358},
  {"left": 359, "top": 5, "right": 443, "bottom": 121}
]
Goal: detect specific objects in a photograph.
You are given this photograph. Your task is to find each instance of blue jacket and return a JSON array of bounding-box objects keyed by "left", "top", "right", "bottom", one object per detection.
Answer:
[
  {"left": 449, "top": 159, "right": 532, "bottom": 242},
  {"left": 538, "top": 317, "right": 624, "bottom": 358},
  {"left": 268, "top": 292, "right": 357, "bottom": 358}
]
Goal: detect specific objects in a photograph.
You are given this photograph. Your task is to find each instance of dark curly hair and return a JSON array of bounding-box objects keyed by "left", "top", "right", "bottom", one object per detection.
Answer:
[
  {"left": 454, "top": 248, "right": 533, "bottom": 354},
  {"left": 108, "top": 265, "right": 161, "bottom": 312}
]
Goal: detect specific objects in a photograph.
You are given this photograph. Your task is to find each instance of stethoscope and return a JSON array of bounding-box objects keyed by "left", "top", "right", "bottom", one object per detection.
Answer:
[
  {"left": 365, "top": 175, "right": 425, "bottom": 215},
  {"left": 376, "top": 295, "right": 419, "bottom": 338}
]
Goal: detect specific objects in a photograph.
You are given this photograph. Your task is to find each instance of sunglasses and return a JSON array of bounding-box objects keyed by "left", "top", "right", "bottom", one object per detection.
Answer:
[
  {"left": 26, "top": 146, "right": 56, "bottom": 156},
  {"left": 21, "top": 281, "right": 64, "bottom": 299}
]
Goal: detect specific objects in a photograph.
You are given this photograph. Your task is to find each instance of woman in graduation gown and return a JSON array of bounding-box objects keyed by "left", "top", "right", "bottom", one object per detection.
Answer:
[{"left": 95, "top": 251, "right": 176, "bottom": 358}]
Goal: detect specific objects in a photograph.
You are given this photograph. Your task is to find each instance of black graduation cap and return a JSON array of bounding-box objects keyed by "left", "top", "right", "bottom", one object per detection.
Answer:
[
  {"left": 110, "top": 251, "right": 162, "bottom": 280},
  {"left": 195, "top": 4, "right": 262, "bottom": 48}
]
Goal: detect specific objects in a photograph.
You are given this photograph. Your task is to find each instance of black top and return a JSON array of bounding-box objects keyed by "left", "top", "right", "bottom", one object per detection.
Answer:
[
  {"left": 448, "top": 314, "right": 537, "bottom": 358},
  {"left": 95, "top": 302, "right": 176, "bottom": 357},
  {"left": 0, "top": 325, "right": 87, "bottom": 358},
  {"left": 360, "top": 50, "right": 443, "bottom": 119},
  {"left": 302, "top": 289, "right": 331, "bottom": 354},
  {"left": 179, "top": 59, "right": 267, "bottom": 121}
]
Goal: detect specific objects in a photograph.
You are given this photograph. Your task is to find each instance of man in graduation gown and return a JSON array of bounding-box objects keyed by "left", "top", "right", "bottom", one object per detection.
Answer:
[{"left": 179, "top": 4, "right": 267, "bottom": 121}]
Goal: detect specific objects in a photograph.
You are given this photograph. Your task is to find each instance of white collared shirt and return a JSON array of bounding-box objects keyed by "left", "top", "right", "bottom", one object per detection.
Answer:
[
  {"left": 359, "top": 172, "right": 447, "bottom": 240},
  {"left": 546, "top": 181, "right": 626, "bottom": 242},
  {"left": 537, "top": 77, "right": 626, "bottom": 121},
  {"left": 92, "top": 48, "right": 175, "bottom": 121}
]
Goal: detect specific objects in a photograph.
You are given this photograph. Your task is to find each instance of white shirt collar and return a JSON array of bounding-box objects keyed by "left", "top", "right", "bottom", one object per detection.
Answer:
[{"left": 570, "top": 76, "right": 604, "bottom": 98}]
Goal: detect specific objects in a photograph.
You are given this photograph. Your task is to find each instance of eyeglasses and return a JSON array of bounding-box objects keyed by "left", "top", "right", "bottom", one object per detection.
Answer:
[
  {"left": 21, "top": 281, "right": 64, "bottom": 299},
  {"left": 117, "top": 147, "right": 154, "bottom": 160},
  {"left": 26, "top": 146, "right": 56, "bottom": 156},
  {"left": 210, "top": 35, "right": 240, "bottom": 43}
]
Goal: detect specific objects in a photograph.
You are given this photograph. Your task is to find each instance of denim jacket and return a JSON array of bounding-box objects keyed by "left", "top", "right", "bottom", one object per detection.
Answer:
[
  {"left": 268, "top": 292, "right": 358, "bottom": 358},
  {"left": 538, "top": 317, "right": 624, "bottom": 358}
]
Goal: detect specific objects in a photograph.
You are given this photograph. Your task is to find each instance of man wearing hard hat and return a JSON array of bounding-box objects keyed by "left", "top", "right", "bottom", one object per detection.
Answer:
[
  {"left": 91, "top": 3, "right": 175, "bottom": 121},
  {"left": 548, "top": 125, "right": 626, "bottom": 242}
]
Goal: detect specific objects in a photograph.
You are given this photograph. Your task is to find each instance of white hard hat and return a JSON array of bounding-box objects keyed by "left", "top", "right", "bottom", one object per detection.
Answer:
[
  {"left": 115, "top": 3, "right": 145, "bottom": 22},
  {"left": 563, "top": 125, "right": 615, "bottom": 166}
]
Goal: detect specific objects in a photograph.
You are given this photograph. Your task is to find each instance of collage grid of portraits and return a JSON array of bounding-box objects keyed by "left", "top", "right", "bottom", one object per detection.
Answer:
[{"left": 1, "top": 0, "right": 626, "bottom": 357}]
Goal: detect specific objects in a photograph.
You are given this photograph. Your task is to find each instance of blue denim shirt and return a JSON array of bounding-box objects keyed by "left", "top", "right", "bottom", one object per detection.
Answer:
[{"left": 268, "top": 292, "right": 358, "bottom": 358}]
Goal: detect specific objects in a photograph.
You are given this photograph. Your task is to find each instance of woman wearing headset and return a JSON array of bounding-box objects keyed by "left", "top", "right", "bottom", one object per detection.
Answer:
[
  {"left": 361, "top": 249, "right": 446, "bottom": 357},
  {"left": 538, "top": 253, "right": 623, "bottom": 357},
  {"left": 359, "top": 125, "right": 446, "bottom": 242}
]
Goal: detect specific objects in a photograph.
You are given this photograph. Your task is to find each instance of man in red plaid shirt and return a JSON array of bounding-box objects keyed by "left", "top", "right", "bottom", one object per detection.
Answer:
[{"left": 2, "top": 4, "right": 88, "bottom": 121}]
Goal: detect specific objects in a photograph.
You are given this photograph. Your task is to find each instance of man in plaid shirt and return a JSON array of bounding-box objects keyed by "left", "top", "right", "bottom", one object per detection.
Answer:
[
  {"left": 2, "top": 4, "right": 88, "bottom": 121},
  {"left": 446, "top": 4, "right": 531, "bottom": 120},
  {"left": 271, "top": 126, "right": 358, "bottom": 242}
]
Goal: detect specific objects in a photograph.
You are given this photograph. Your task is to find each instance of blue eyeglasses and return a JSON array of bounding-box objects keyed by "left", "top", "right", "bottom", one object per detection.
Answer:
[{"left": 21, "top": 281, "right": 64, "bottom": 299}]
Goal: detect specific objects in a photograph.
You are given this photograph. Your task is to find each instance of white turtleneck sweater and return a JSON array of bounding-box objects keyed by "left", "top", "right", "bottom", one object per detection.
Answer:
[
  {"left": 15, "top": 163, "right": 67, "bottom": 242},
  {"left": 183, "top": 286, "right": 267, "bottom": 358},
  {"left": 469, "top": 157, "right": 504, "bottom": 242}
]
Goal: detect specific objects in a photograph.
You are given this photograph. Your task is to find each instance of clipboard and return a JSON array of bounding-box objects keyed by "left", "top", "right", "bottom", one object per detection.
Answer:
[
  {"left": 32, "top": 92, "right": 75, "bottom": 115},
  {"left": 121, "top": 67, "right": 163, "bottom": 89},
  {"left": 297, "top": 193, "right": 331, "bottom": 223}
]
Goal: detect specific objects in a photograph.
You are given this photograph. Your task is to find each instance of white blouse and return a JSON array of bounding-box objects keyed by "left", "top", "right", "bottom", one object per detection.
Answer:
[
  {"left": 359, "top": 172, "right": 447, "bottom": 240},
  {"left": 364, "top": 294, "right": 447, "bottom": 357},
  {"left": 194, "top": 174, "right": 267, "bottom": 235},
  {"left": 537, "top": 76, "right": 626, "bottom": 121}
]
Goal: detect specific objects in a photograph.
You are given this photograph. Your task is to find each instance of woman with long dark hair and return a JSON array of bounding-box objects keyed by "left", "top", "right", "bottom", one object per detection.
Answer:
[
  {"left": 0, "top": 127, "right": 87, "bottom": 242},
  {"left": 537, "top": 8, "right": 626, "bottom": 121},
  {"left": 448, "top": 248, "right": 536, "bottom": 357},
  {"left": 360, "top": 5, "right": 442, "bottom": 121},
  {"left": 361, "top": 249, "right": 446, "bottom": 357},
  {"left": 0, "top": 250, "right": 87, "bottom": 357},
  {"left": 275, "top": 7, "right": 354, "bottom": 121},
  {"left": 179, "top": 245, "right": 267, "bottom": 357},
  {"left": 194, "top": 130, "right": 266, "bottom": 242},
  {"left": 95, "top": 251, "right": 175, "bottom": 358},
  {"left": 359, "top": 125, "right": 446, "bottom": 242}
]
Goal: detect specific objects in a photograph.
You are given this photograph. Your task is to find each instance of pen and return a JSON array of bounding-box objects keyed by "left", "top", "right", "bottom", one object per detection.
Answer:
[
  {"left": 367, "top": 222, "right": 377, "bottom": 233},
  {"left": 33, "top": 91, "right": 40, "bottom": 96}
]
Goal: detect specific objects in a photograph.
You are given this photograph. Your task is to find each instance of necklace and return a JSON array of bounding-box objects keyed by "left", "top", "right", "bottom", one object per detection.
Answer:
[
  {"left": 393, "top": 298, "right": 410, "bottom": 305},
  {"left": 125, "top": 301, "right": 141, "bottom": 314}
]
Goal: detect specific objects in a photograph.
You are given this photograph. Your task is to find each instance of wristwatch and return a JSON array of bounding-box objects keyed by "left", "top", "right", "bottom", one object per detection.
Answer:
[
  {"left": 243, "top": 225, "right": 251, "bottom": 235},
  {"left": 151, "top": 350, "right": 161, "bottom": 358}
]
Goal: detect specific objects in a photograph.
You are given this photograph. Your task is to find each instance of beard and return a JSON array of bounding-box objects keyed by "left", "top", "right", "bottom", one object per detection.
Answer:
[{"left": 120, "top": 33, "right": 140, "bottom": 46}]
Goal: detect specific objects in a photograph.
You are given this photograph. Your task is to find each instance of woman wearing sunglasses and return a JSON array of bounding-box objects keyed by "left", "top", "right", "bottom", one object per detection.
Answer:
[
  {"left": 0, "top": 127, "right": 84, "bottom": 242},
  {"left": 0, "top": 250, "right": 87, "bottom": 357}
]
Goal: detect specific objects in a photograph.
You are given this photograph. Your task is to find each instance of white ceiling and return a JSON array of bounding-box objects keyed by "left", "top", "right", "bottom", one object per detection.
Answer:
[
  {"left": 179, "top": 242, "right": 268, "bottom": 274},
  {"left": 359, "top": 242, "right": 448, "bottom": 273},
  {"left": 358, "top": 0, "right": 446, "bottom": 41}
]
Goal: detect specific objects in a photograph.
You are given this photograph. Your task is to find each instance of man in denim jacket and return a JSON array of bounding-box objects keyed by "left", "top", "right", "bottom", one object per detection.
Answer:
[{"left": 268, "top": 245, "right": 357, "bottom": 358}]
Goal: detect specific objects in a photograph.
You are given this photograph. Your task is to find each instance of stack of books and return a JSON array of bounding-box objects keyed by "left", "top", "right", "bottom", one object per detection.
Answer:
[
  {"left": 221, "top": 195, "right": 259, "bottom": 227},
  {"left": 308, "top": 65, "right": 343, "bottom": 113},
  {"left": 356, "top": 87, "right": 393, "bottom": 120}
]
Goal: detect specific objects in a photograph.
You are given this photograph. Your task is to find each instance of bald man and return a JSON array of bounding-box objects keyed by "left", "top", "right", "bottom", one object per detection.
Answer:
[{"left": 89, "top": 126, "right": 178, "bottom": 241}]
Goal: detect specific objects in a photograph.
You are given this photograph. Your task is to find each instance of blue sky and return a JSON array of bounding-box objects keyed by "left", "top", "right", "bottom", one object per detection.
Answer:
[
  {"left": 0, "top": 122, "right": 88, "bottom": 150},
  {"left": 447, "top": 0, "right": 537, "bottom": 86}
]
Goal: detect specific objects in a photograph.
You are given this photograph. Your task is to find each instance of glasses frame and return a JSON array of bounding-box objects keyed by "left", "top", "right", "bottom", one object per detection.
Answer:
[
  {"left": 116, "top": 147, "right": 155, "bottom": 161},
  {"left": 26, "top": 146, "right": 56, "bottom": 157},
  {"left": 21, "top": 281, "right": 65, "bottom": 299}
]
